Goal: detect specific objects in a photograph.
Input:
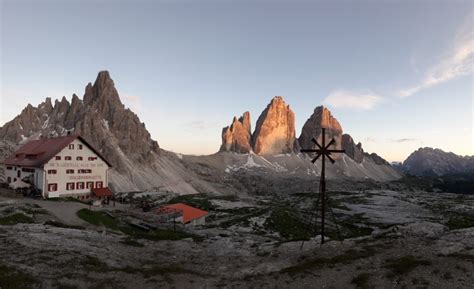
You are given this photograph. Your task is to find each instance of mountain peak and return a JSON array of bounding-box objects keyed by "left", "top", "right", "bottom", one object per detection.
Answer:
[
  {"left": 220, "top": 111, "right": 252, "bottom": 153},
  {"left": 83, "top": 70, "right": 121, "bottom": 106},
  {"left": 299, "top": 105, "right": 343, "bottom": 152},
  {"left": 252, "top": 96, "right": 296, "bottom": 155}
]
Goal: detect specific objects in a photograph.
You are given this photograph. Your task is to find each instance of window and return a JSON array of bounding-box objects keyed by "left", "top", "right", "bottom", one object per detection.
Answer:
[
  {"left": 86, "top": 182, "right": 94, "bottom": 189},
  {"left": 95, "top": 181, "right": 103, "bottom": 188},
  {"left": 22, "top": 168, "right": 34, "bottom": 173},
  {"left": 17, "top": 171, "right": 21, "bottom": 178},
  {"left": 66, "top": 169, "right": 74, "bottom": 174},
  {"left": 55, "top": 156, "right": 61, "bottom": 160},
  {"left": 7, "top": 177, "right": 11, "bottom": 183},
  {"left": 88, "top": 157, "right": 97, "bottom": 161},
  {"left": 48, "top": 170, "right": 57, "bottom": 174},
  {"left": 66, "top": 182, "right": 75, "bottom": 190},
  {"left": 76, "top": 156, "right": 83, "bottom": 161},
  {"left": 6, "top": 166, "right": 12, "bottom": 170},
  {"left": 14, "top": 178, "right": 17, "bottom": 182},
  {"left": 48, "top": 183, "right": 58, "bottom": 192},
  {"left": 77, "top": 182, "right": 85, "bottom": 190},
  {"left": 65, "top": 156, "right": 72, "bottom": 161},
  {"left": 78, "top": 169, "right": 92, "bottom": 174},
  {"left": 68, "top": 144, "right": 74, "bottom": 150},
  {"left": 78, "top": 144, "right": 83, "bottom": 150}
]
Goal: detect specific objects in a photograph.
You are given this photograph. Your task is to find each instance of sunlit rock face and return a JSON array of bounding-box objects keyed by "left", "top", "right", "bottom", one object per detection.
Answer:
[
  {"left": 220, "top": 112, "right": 252, "bottom": 153},
  {"left": 342, "top": 134, "right": 364, "bottom": 163},
  {"left": 298, "top": 106, "right": 343, "bottom": 156},
  {"left": 252, "top": 96, "right": 297, "bottom": 155}
]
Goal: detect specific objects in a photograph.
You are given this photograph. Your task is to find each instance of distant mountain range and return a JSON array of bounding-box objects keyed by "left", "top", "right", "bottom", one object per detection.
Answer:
[
  {"left": 400, "top": 147, "right": 474, "bottom": 177},
  {"left": 0, "top": 71, "right": 471, "bottom": 193}
]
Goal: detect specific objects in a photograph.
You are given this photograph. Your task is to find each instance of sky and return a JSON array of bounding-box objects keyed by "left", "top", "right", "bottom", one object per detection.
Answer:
[{"left": 1, "top": 0, "right": 473, "bottom": 162}]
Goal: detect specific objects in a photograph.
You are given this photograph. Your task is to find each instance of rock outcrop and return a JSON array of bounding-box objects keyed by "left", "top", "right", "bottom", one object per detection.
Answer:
[
  {"left": 220, "top": 112, "right": 252, "bottom": 153},
  {"left": 252, "top": 96, "right": 297, "bottom": 155},
  {"left": 298, "top": 106, "right": 343, "bottom": 152},
  {"left": 342, "top": 134, "right": 364, "bottom": 163}
]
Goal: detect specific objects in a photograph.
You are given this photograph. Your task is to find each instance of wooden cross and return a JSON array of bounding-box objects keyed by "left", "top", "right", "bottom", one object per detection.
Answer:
[{"left": 301, "top": 127, "right": 345, "bottom": 244}]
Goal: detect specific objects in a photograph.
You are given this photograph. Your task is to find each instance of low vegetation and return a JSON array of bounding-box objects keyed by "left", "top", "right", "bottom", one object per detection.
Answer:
[
  {"left": 77, "top": 209, "right": 203, "bottom": 242},
  {"left": 264, "top": 207, "right": 308, "bottom": 240},
  {"left": 0, "top": 264, "right": 38, "bottom": 289},
  {"left": 384, "top": 255, "right": 432, "bottom": 277},
  {"left": 0, "top": 213, "right": 34, "bottom": 225},
  {"left": 351, "top": 272, "right": 371, "bottom": 289},
  {"left": 44, "top": 220, "right": 85, "bottom": 230},
  {"left": 446, "top": 215, "right": 474, "bottom": 230},
  {"left": 281, "top": 244, "right": 382, "bottom": 275}
]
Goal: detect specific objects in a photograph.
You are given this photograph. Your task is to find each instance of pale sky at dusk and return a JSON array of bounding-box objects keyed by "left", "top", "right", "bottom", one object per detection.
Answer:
[{"left": 1, "top": 0, "right": 473, "bottom": 162}]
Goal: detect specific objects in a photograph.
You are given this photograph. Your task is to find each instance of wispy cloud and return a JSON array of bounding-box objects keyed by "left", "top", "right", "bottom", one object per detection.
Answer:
[
  {"left": 399, "top": 18, "right": 474, "bottom": 98},
  {"left": 390, "top": 138, "right": 417, "bottom": 143},
  {"left": 183, "top": 120, "right": 217, "bottom": 132},
  {"left": 121, "top": 94, "right": 142, "bottom": 112},
  {"left": 323, "top": 89, "right": 382, "bottom": 110},
  {"left": 364, "top": 137, "right": 377, "bottom": 143}
]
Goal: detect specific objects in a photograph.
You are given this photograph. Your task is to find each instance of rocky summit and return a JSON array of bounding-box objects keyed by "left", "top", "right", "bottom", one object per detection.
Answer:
[
  {"left": 220, "top": 112, "right": 252, "bottom": 153},
  {"left": 298, "top": 105, "right": 343, "bottom": 153},
  {"left": 342, "top": 134, "right": 364, "bottom": 163},
  {"left": 252, "top": 96, "right": 297, "bottom": 155}
]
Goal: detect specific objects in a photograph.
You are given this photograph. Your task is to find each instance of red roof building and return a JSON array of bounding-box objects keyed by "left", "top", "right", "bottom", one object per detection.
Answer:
[
  {"left": 158, "top": 203, "right": 208, "bottom": 225},
  {"left": 2, "top": 134, "right": 112, "bottom": 199}
]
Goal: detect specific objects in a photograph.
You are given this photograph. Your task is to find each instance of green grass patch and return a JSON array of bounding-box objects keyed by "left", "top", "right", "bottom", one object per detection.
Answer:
[
  {"left": 384, "top": 256, "right": 432, "bottom": 277},
  {"left": 81, "top": 256, "right": 110, "bottom": 272},
  {"left": 219, "top": 208, "right": 268, "bottom": 229},
  {"left": 448, "top": 253, "right": 474, "bottom": 263},
  {"left": 168, "top": 194, "right": 213, "bottom": 211},
  {"left": 44, "top": 220, "right": 85, "bottom": 230},
  {"left": 0, "top": 264, "right": 38, "bottom": 289},
  {"left": 0, "top": 213, "right": 34, "bottom": 225},
  {"left": 281, "top": 245, "right": 381, "bottom": 275},
  {"left": 447, "top": 215, "right": 474, "bottom": 230},
  {"left": 264, "top": 207, "right": 308, "bottom": 240},
  {"left": 351, "top": 272, "right": 371, "bottom": 289},
  {"left": 77, "top": 209, "right": 203, "bottom": 242},
  {"left": 120, "top": 237, "right": 144, "bottom": 247}
]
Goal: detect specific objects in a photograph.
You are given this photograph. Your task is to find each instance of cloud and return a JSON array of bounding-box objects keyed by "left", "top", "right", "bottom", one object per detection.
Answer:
[
  {"left": 391, "top": 138, "right": 417, "bottom": 143},
  {"left": 399, "top": 18, "right": 474, "bottom": 97},
  {"left": 323, "top": 89, "right": 382, "bottom": 110},
  {"left": 364, "top": 137, "right": 377, "bottom": 143},
  {"left": 183, "top": 120, "right": 217, "bottom": 131},
  {"left": 121, "top": 94, "right": 142, "bottom": 112}
]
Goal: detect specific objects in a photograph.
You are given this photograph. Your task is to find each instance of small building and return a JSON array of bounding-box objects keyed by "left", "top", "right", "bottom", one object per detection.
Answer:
[
  {"left": 158, "top": 203, "right": 208, "bottom": 226},
  {"left": 2, "top": 134, "right": 112, "bottom": 200}
]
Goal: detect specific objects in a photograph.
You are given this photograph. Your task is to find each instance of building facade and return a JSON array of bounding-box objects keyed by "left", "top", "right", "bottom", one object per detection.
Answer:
[{"left": 2, "top": 135, "right": 112, "bottom": 199}]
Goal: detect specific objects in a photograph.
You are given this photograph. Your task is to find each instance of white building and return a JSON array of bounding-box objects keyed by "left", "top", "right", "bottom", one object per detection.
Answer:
[{"left": 2, "top": 134, "right": 113, "bottom": 200}]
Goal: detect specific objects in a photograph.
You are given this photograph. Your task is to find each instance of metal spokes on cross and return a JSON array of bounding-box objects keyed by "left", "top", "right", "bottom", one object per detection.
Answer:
[
  {"left": 301, "top": 130, "right": 345, "bottom": 164},
  {"left": 300, "top": 127, "right": 345, "bottom": 246}
]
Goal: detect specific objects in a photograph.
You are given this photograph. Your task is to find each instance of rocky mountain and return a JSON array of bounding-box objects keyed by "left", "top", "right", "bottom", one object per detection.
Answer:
[
  {"left": 341, "top": 134, "right": 364, "bottom": 163},
  {"left": 402, "top": 147, "right": 474, "bottom": 176},
  {"left": 0, "top": 71, "right": 217, "bottom": 194},
  {"left": 252, "top": 96, "right": 297, "bottom": 155},
  {"left": 298, "top": 106, "right": 343, "bottom": 154},
  {"left": 213, "top": 101, "right": 401, "bottom": 181},
  {"left": 220, "top": 112, "right": 252, "bottom": 153}
]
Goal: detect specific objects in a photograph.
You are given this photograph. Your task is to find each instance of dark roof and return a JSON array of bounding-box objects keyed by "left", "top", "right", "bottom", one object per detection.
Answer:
[
  {"left": 2, "top": 134, "right": 112, "bottom": 168},
  {"left": 92, "top": 187, "right": 113, "bottom": 197}
]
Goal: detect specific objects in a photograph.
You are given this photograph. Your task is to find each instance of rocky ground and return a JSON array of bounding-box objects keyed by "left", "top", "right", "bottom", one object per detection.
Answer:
[{"left": 0, "top": 179, "right": 473, "bottom": 289}]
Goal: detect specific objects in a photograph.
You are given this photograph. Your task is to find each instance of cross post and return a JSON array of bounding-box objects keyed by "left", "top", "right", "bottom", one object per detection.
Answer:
[{"left": 301, "top": 127, "right": 345, "bottom": 244}]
